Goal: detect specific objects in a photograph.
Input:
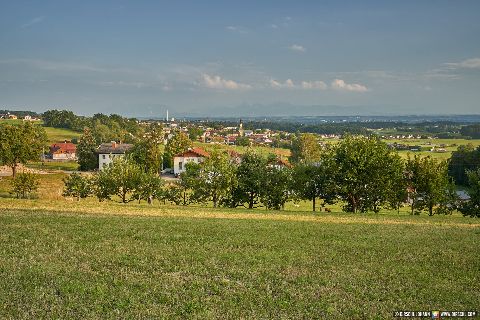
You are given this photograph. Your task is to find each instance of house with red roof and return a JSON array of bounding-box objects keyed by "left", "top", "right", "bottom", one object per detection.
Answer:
[
  {"left": 49, "top": 141, "right": 77, "bottom": 160},
  {"left": 173, "top": 147, "right": 210, "bottom": 175}
]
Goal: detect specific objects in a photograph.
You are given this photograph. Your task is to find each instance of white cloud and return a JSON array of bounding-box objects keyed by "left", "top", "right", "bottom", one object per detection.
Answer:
[
  {"left": 270, "top": 24, "right": 278, "bottom": 29},
  {"left": 269, "top": 79, "right": 294, "bottom": 88},
  {"left": 22, "top": 16, "right": 46, "bottom": 28},
  {"left": 331, "top": 79, "right": 369, "bottom": 92},
  {"left": 202, "top": 74, "right": 251, "bottom": 90},
  {"left": 301, "top": 80, "right": 327, "bottom": 90},
  {"left": 270, "top": 79, "right": 327, "bottom": 90},
  {"left": 289, "top": 44, "right": 306, "bottom": 53},
  {"left": 225, "top": 26, "right": 248, "bottom": 34},
  {"left": 446, "top": 58, "right": 480, "bottom": 69}
]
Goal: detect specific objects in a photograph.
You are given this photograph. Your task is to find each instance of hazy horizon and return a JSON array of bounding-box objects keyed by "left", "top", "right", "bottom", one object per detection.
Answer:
[{"left": 1, "top": 1, "right": 479, "bottom": 117}]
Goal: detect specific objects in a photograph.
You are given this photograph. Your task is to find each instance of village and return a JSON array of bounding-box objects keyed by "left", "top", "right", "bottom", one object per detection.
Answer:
[{"left": 46, "top": 117, "right": 294, "bottom": 176}]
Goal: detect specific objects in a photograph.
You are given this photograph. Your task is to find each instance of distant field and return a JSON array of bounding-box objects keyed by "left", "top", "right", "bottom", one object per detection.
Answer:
[
  {"left": 0, "top": 199, "right": 478, "bottom": 319},
  {"left": 43, "top": 126, "right": 81, "bottom": 144},
  {"left": 0, "top": 119, "right": 81, "bottom": 144},
  {"left": 0, "top": 119, "right": 31, "bottom": 125},
  {"left": 193, "top": 142, "right": 291, "bottom": 158},
  {"left": 26, "top": 161, "right": 79, "bottom": 172},
  {"left": 319, "top": 137, "right": 480, "bottom": 160}
]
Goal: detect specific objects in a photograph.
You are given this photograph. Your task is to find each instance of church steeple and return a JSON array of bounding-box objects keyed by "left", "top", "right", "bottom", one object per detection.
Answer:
[{"left": 239, "top": 119, "right": 244, "bottom": 137}]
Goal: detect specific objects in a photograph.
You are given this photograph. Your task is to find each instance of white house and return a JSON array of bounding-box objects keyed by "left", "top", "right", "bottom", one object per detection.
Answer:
[
  {"left": 97, "top": 142, "right": 133, "bottom": 170},
  {"left": 173, "top": 148, "right": 209, "bottom": 175}
]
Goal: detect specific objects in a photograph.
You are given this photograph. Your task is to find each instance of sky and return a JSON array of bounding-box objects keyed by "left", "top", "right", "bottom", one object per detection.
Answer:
[{"left": 0, "top": 0, "right": 479, "bottom": 117}]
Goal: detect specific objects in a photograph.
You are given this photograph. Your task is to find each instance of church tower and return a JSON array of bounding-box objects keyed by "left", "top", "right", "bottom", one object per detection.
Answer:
[{"left": 239, "top": 119, "right": 244, "bottom": 137}]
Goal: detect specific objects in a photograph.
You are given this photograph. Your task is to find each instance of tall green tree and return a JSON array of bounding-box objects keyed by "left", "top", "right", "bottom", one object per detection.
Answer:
[
  {"left": 448, "top": 144, "right": 480, "bottom": 186},
  {"left": 406, "top": 155, "right": 457, "bottom": 216},
  {"left": 163, "top": 131, "right": 192, "bottom": 168},
  {"left": 133, "top": 173, "right": 164, "bottom": 204},
  {"left": 187, "top": 127, "right": 203, "bottom": 141},
  {"left": 191, "top": 149, "right": 236, "bottom": 207},
  {"left": 291, "top": 150, "right": 338, "bottom": 212},
  {"left": 261, "top": 166, "right": 292, "bottom": 210},
  {"left": 93, "top": 156, "right": 144, "bottom": 203},
  {"left": 385, "top": 161, "right": 409, "bottom": 213},
  {"left": 459, "top": 168, "right": 480, "bottom": 217},
  {"left": 0, "top": 122, "right": 47, "bottom": 177},
  {"left": 289, "top": 133, "right": 322, "bottom": 164},
  {"left": 77, "top": 128, "right": 99, "bottom": 171},
  {"left": 229, "top": 152, "right": 266, "bottom": 209},
  {"left": 129, "top": 123, "right": 164, "bottom": 174},
  {"left": 334, "top": 135, "right": 404, "bottom": 213}
]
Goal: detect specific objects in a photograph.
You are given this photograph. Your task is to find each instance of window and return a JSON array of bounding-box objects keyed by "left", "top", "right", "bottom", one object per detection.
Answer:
[
  {"left": 179, "top": 162, "right": 183, "bottom": 170},
  {"left": 102, "top": 155, "right": 106, "bottom": 159}
]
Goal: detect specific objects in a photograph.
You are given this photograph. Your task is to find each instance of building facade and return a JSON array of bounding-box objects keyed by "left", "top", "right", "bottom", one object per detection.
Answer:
[{"left": 97, "top": 142, "right": 133, "bottom": 170}]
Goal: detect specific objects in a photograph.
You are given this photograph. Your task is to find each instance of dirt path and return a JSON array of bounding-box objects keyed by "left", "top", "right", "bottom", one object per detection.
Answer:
[{"left": 0, "top": 165, "right": 55, "bottom": 177}]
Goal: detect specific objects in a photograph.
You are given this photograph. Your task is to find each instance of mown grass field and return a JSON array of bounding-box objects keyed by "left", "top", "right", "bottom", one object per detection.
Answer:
[
  {"left": 0, "top": 119, "right": 81, "bottom": 144},
  {"left": 0, "top": 198, "right": 478, "bottom": 319},
  {"left": 25, "top": 161, "right": 79, "bottom": 172},
  {"left": 43, "top": 126, "right": 81, "bottom": 144}
]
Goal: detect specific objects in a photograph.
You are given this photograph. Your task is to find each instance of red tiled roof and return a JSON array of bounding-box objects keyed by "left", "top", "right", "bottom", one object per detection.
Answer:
[
  {"left": 50, "top": 142, "right": 76, "bottom": 154},
  {"left": 227, "top": 149, "right": 241, "bottom": 158},
  {"left": 175, "top": 147, "right": 210, "bottom": 158}
]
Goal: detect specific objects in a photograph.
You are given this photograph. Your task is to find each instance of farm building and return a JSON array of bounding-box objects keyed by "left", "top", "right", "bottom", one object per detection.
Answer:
[
  {"left": 49, "top": 141, "right": 77, "bottom": 160},
  {"left": 97, "top": 142, "right": 133, "bottom": 170}
]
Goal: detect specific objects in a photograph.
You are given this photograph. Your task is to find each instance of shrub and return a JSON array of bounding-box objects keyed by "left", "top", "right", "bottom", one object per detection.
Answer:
[
  {"left": 63, "top": 172, "right": 93, "bottom": 201},
  {"left": 11, "top": 172, "right": 39, "bottom": 198}
]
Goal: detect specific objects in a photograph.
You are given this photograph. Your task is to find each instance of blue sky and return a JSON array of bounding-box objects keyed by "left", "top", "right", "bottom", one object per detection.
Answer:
[{"left": 1, "top": 1, "right": 479, "bottom": 116}]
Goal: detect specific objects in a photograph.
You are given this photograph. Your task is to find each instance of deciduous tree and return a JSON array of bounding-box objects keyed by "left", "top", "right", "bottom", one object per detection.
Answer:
[
  {"left": 94, "top": 157, "right": 144, "bottom": 203},
  {"left": 231, "top": 152, "right": 266, "bottom": 209},
  {"left": 191, "top": 149, "right": 236, "bottom": 207},
  {"left": 334, "top": 135, "right": 404, "bottom": 213},
  {"left": 0, "top": 122, "right": 47, "bottom": 177},
  {"left": 289, "top": 133, "right": 322, "bottom": 164},
  {"left": 291, "top": 151, "right": 337, "bottom": 212},
  {"left": 129, "top": 123, "right": 164, "bottom": 174},
  {"left": 163, "top": 131, "right": 192, "bottom": 169},
  {"left": 459, "top": 168, "right": 480, "bottom": 217},
  {"left": 63, "top": 172, "right": 93, "bottom": 200},
  {"left": 406, "top": 155, "right": 457, "bottom": 215},
  {"left": 261, "top": 166, "right": 292, "bottom": 210},
  {"left": 77, "top": 128, "right": 98, "bottom": 171}
]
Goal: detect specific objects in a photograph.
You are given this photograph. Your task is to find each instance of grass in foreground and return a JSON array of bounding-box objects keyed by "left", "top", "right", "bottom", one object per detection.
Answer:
[{"left": 0, "top": 200, "right": 478, "bottom": 319}]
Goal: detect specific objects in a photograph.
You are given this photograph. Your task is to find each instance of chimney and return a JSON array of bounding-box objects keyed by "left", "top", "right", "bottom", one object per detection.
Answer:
[{"left": 111, "top": 141, "right": 117, "bottom": 149}]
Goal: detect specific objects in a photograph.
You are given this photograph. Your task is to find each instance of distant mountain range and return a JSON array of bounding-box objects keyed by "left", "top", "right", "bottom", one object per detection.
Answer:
[{"left": 175, "top": 103, "right": 435, "bottom": 117}]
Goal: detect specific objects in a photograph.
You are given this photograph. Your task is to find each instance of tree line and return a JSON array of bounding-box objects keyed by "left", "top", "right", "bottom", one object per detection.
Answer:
[
  {"left": 64, "top": 134, "right": 480, "bottom": 216},
  {"left": 42, "top": 109, "right": 143, "bottom": 144}
]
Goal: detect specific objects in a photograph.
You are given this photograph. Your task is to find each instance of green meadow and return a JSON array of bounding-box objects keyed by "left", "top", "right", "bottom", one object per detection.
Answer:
[
  {"left": 0, "top": 200, "right": 478, "bottom": 319},
  {"left": 0, "top": 170, "right": 479, "bottom": 319}
]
